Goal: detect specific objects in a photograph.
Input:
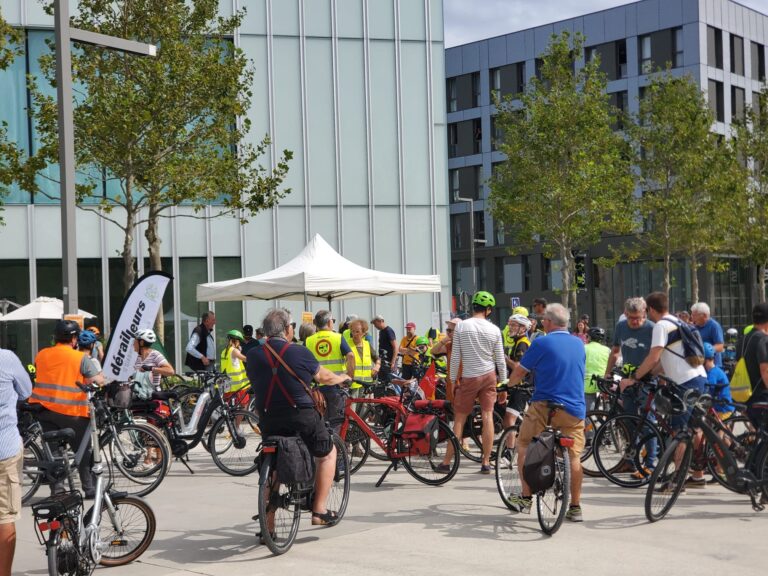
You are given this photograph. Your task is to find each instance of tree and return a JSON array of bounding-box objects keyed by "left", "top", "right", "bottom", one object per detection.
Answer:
[
  {"left": 25, "top": 0, "right": 292, "bottom": 304},
  {"left": 489, "top": 31, "right": 636, "bottom": 316},
  {"left": 628, "top": 72, "right": 738, "bottom": 300},
  {"left": 731, "top": 88, "right": 768, "bottom": 303}
]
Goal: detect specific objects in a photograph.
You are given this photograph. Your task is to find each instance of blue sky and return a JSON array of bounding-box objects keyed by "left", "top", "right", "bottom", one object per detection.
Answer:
[{"left": 444, "top": 0, "right": 768, "bottom": 47}]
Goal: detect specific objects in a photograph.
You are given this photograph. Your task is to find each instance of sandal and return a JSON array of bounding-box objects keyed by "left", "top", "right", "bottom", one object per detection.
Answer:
[{"left": 311, "top": 510, "right": 339, "bottom": 526}]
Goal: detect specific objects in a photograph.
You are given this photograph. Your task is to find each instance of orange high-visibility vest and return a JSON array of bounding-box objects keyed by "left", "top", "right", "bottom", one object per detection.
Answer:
[{"left": 30, "top": 344, "right": 89, "bottom": 417}]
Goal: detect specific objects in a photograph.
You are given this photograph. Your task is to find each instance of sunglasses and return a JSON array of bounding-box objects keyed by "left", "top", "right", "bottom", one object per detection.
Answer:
[{"left": 290, "top": 322, "right": 296, "bottom": 329}]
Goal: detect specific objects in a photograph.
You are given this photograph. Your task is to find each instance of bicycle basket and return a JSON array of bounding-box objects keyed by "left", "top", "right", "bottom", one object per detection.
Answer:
[
  {"left": 655, "top": 386, "right": 686, "bottom": 417},
  {"left": 105, "top": 381, "right": 133, "bottom": 409}
]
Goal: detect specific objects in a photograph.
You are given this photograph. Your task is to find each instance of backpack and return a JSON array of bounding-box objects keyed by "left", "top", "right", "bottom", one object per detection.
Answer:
[
  {"left": 275, "top": 436, "right": 315, "bottom": 485},
  {"left": 661, "top": 318, "right": 705, "bottom": 368},
  {"left": 522, "top": 429, "right": 556, "bottom": 493}
]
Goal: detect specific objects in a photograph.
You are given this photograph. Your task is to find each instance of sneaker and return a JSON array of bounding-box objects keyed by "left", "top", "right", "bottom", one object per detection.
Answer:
[
  {"left": 479, "top": 464, "right": 492, "bottom": 474},
  {"left": 434, "top": 463, "right": 452, "bottom": 473},
  {"left": 507, "top": 494, "right": 532, "bottom": 514},
  {"left": 684, "top": 476, "right": 707, "bottom": 489},
  {"left": 630, "top": 466, "right": 652, "bottom": 480},
  {"left": 566, "top": 504, "right": 583, "bottom": 523}
]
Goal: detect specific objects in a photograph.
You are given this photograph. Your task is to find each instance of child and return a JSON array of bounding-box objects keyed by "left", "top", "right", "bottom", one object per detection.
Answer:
[{"left": 703, "top": 342, "right": 734, "bottom": 419}]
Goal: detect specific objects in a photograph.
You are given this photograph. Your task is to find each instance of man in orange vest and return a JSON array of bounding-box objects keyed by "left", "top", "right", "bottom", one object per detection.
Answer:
[{"left": 30, "top": 320, "right": 103, "bottom": 497}]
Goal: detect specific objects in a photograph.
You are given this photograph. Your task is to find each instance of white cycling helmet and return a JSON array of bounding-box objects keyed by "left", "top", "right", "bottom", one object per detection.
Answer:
[
  {"left": 135, "top": 328, "right": 157, "bottom": 344},
  {"left": 509, "top": 314, "right": 532, "bottom": 330}
]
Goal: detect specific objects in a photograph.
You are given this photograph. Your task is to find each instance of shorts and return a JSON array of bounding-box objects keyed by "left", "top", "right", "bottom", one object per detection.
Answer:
[
  {"left": 506, "top": 387, "right": 531, "bottom": 415},
  {"left": 318, "top": 385, "right": 345, "bottom": 430},
  {"left": 453, "top": 371, "right": 497, "bottom": 415},
  {"left": 261, "top": 408, "right": 333, "bottom": 458},
  {"left": 517, "top": 401, "right": 585, "bottom": 461},
  {"left": 0, "top": 442, "right": 23, "bottom": 525}
]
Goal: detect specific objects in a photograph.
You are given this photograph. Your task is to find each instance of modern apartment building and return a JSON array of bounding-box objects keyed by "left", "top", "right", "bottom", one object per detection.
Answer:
[
  {"left": 445, "top": 0, "right": 768, "bottom": 330},
  {"left": 0, "top": 0, "right": 450, "bottom": 365}
]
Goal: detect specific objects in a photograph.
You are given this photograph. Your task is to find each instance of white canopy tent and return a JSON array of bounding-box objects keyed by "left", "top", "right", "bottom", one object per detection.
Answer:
[
  {"left": 196, "top": 234, "right": 441, "bottom": 304},
  {"left": 1, "top": 297, "right": 96, "bottom": 321}
]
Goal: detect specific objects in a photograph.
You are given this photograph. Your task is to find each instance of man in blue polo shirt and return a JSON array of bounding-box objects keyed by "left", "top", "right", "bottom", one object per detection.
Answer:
[
  {"left": 691, "top": 302, "right": 725, "bottom": 368},
  {"left": 503, "top": 303, "right": 586, "bottom": 522}
]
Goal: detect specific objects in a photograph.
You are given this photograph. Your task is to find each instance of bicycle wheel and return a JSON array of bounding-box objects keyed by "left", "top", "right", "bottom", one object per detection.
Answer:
[
  {"left": 326, "top": 434, "right": 351, "bottom": 522},
  {"left": 344, "top": 419, "right": 370, "bottom": 475},
  {"left": 537, "top": 445, "right": 570, "bottom": 535},
  {"left": 46, "top": 518, "right": 86, "bottom": 576},
  {"left": 102, "top": 423, "right": 170, "bottom": 497},
  {"left": 467, "top": 405, "right": 503, "bottom": 463},
  {"left": 495, "top": 426, "right": 522, "bottom": 511},
  {"left": 22, "top": 440, "right": 44, "bottom": 504},
  {"left": 363, "top": 404, "right": 395, "bottom": 461},
  {"left": 209, "top": 409, "right": 262, "bottom": 476},
  {"left": 645, "top": 437, "right": 692, "bottom": 522},
  {"left": 88, "top": 496, "right": 156, "bottom": 566},
  {"left": 257, "top": 454, "right": 300, "bottom": 555},
  {"left": 401, "top": 419, "right": 460, "bottom": 485},
  {"left": 581, "top": 411, "right": 609, "bottom": 478},
  {"left": 593, "top": 414, "right": 664, "bottom": 488}
]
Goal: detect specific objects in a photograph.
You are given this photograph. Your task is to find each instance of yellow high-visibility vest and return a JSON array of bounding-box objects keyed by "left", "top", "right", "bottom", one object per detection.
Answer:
[
  {"left": 220, "top": 346, "right": 249, "bottom": 392},
  {"left": 306, "top": 330, "right": 347, "bottom": 376},
  {"left": 350, "top": 340, "right": 373, "bottom": 388}
]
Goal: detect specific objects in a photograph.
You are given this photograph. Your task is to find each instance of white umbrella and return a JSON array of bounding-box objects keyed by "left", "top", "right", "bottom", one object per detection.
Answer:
[{"left": 0, "top": 297, "right": 96, "bottom": 321}]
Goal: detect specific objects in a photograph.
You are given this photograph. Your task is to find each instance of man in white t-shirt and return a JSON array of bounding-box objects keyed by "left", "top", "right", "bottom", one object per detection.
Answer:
[{"left": 621, "top": 291, "right": 707, "bottom": 433}]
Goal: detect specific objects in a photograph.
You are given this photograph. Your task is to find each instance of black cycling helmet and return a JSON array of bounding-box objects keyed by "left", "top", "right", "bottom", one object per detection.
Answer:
[
  {"left": 54, "top": 319, "right": 81, "bottom": 342},
  {"left": 587, "top": 326, "right": 606, "bottom": 343}
]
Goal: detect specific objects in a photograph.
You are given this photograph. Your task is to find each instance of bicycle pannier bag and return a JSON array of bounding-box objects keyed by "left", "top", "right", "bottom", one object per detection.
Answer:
[
  {"left": 395, "top": 413, "right": 439, "bottom": 456},
  {"left": 662, "top": 319, "right": 705, "bottom": 367},
  {"left": 523, "top": 429, "right": 556, "bottom": 493},
  {"left": 276, "top": 436, "right": 315, "bottom": 484},
  {"left": 730, "top": 357, "right": 752, "bottom": 402}
]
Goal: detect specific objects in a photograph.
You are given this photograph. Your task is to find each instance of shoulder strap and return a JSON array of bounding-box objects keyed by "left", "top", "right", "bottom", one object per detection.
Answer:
[{"left": 263, "top": 341, "right": 322, "bottom": 411}]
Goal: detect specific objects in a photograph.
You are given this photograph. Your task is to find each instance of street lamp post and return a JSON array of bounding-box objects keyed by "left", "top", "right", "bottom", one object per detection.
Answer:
[
  {"left": 454, "top": 193, "right": 486, "bottom": 297},
  {"left": 54, "top": 0, "right": 156, "bottom": 315}
]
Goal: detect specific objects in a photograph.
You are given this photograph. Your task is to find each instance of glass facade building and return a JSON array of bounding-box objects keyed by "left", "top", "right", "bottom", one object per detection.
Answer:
[{"left": 0, "top": 0, "right": 450, "bottom": 365}]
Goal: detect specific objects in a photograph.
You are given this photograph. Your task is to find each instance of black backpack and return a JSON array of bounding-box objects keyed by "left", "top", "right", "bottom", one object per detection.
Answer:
[
  {"left": 523, "top": 429, "right": 556, "bottom": 493},
  {"left": 661, "top": 318, "right": 705, "bottom": 368}
]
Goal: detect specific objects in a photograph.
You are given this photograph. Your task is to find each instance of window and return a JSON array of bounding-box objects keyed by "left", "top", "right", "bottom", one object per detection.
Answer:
[
  {"left": 491, "top": 116, "right": 504, "bottom": 151},
  {"left": 446, "top": 77, "right": 457, "bottom": 112},
  {"left": 610, "top": 91, "right": 629, "bottom": 130},
  {"left": 471, "top": 72, "right": 481, "bottom": 107},
  {"left": 535, "top": 58, "right": 544, "bottom": 81},
  {"left": 731, "top": 86, "right": 745, "bottom": 121},
  {"left": 472, "top": 118, "right": 482, "bottom": 154},
  {"left": 448, "top": 123, "right": 458, "bottom": 158},
  {"left": 708, "top": 79, "right": 725, "bottom": 122},
  {"left": 617, "top": 39, "right": 628, "bottom": 78},
  {"left": 490, "top": 67, "right": 501, "bottom": 99},
  {"left": 494, "top": 219, "right": 505, "bottom": 245},
  {"left": 474, "top": 210, "right": 486, "bottom": 242},
  {"left": 474, "top": 165, "right": 484, "bottom": 199},
  {"left": 544, "top": 259, "right": 563, "bottom": 291},
  {"left": 730, "top": 34, "right": 744, "bottom": 76},
  {"left": 450, "top": 214, "right": 463, "bottom": 249},
  {"left": 490, "top": 62, "right": 526, "bottom": 99},
  {"left": 495, "top": 256, "right": 524, "bottom": 294},
  {"left": 449, "top": 169, "right": 460, "bottom": 202},
  {"left": 451, "top": 166, "right": 482, "bottom": 201},
  {"left": 586, "top": 40, "right": 627, "bottom": 81},
  {"left": 752, "top": 42, "right": 766, "bottom": 81},
  {"left": 707, "top": 26, "right": 723, "bottom": 69},
  {"left": 639, "top": 35, "right": 652, "bottom": 74},
  {"left": 673, "top": 27, "right": 684, "bottom": 68}
]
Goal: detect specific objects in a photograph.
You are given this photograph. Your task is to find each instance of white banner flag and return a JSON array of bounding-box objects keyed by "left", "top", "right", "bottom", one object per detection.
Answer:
[{"left": 102, "top": 271, "right": 172, "bottom": 382}]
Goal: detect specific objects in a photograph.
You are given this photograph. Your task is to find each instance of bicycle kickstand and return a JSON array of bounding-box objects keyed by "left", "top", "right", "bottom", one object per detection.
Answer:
[
  {"left": 176, "top": 456, "right": 195, "bottom": 474},
  {"left": 749, "top": 490, "right": 765, "bottom": 512},
  {"left": 375, "top": 461, "right": 397, "bottom": 488}
]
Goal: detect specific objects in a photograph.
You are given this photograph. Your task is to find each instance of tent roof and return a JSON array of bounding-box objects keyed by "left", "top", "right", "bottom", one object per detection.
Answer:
[
  {"left": 196, "top": 234, "right": 441, "bottom": 302},
  {"left": 0, "top": 297, "right": 96, "bottom": 321}
]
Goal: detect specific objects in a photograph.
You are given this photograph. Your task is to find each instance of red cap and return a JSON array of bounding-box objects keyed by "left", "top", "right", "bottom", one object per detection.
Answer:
[{"left": 405, "top": 322, "right": 416, "bottom": 329}]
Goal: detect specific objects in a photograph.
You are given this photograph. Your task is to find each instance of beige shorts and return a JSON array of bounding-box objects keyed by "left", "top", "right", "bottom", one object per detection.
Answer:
[
  {"left": 0, "top": 443, "right": 23, "bottom": 524},
  {"left": 518, "top": 401, "right": 585, "bottom": 461}
]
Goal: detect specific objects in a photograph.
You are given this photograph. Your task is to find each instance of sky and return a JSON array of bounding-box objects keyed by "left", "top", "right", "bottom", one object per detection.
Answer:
[{"left": 443, "top": 0, "right": 768, "bottom": 47}]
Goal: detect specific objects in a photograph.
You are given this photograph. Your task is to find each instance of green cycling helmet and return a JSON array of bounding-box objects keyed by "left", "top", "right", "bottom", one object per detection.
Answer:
[
  {"left": 415, "top": 336, "right": 429, "bottom": 346},
  {"left": 472, "top": 290, "right": 496, "bottom": 308},
  {"left": 227, "top": 329, "right": 244, "bottom": 342}
]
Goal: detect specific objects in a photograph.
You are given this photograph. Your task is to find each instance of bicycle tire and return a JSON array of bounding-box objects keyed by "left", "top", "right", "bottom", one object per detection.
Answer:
[
  {"left": 363, "top": 404, "right": 395, "bottom": 461},
  {"left": 401, "top": 419, "right": 460, "bottom": 485},
  {"left": 581, "top": 410, "right": 608, "bottom": 477},
  {"left": 46, "top": 518, "right": 84, "bottom": 576},
  {"left": 101, "top": 423, "right": 170, "bottom": 497},
  {"left": 22, "top": 440, "right": 44, "bottom": 504},
  {"left": 593, "top": 414, "right": 664, "bottom": 488},
  {"left": 645, "top": 437, "right": 692, "bottom": 522},
  {"left": 87, "top": 496, "right": 156, "bottom": 566},
  {"left": 537, "top": 445, "right": 570, "bottom": 535},
  {"left": 755, "top": 442, "right": 768, "bottom": 503},
  {"left": 344, "top": 419, "right": 371, "bottom": 475},
  {"left": 257, "top": 453, "right": 300, "bottom": 555},
  {"left": 208, "top": 409, "right": 262, "bottom": 476},
  {"left": 327, "top": 434, "right": 351, "bottom": 522},
  {"left": 495, "top": 426, "right": 522, "bottom": 511}
]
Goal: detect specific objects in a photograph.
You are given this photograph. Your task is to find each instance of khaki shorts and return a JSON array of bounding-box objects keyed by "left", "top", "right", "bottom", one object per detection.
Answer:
[
  {"left": 0, "top": 443, "right": 23, "bottom": 525},
  {"left": 453, "top": 371, "right": 497, "bottom": 415},
  {"left": 517, "top": 401, "right": 585, "bottom": 461}
]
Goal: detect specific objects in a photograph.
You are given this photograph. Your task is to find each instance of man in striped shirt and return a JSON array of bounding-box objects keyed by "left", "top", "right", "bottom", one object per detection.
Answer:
[
  {"left": 0, "top": 348, "right": 32, "bottom": 576},
  {"left": 441, "top": 291, "right": 507, "bottom": 474}
]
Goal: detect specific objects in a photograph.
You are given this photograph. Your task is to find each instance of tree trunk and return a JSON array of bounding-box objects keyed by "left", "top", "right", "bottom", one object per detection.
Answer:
[
  {"left": 559, "top": 244, "right": 574, "bottom": 324},
  {"left": 690, "top": 253, "right": 699, "bottom": 304},
  {"left": 121, "top": 177, "right": 136, "bottom": 295},
  {"left": 760, "top": 264, "right": 766, "bottom": 304},
  {"left": 145, "top": 201, "right": 165, "bottom": 344}
]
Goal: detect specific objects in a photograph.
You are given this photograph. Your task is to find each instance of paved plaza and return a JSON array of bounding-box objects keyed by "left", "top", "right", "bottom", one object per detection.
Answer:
[{"left": 12, "top": 447, "right": 767, "bottom": 576}]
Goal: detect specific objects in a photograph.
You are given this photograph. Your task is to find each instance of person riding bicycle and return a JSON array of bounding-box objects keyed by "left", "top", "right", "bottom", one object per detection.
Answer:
[
  {"left": 504, "top": 303, "right": 586, "bottom": 522},
  {"left": 246, "top": 308, "right": 351, "bottom": 526},
  {"left": 30, "top": 320, "right": 104, "bottom": 498}
]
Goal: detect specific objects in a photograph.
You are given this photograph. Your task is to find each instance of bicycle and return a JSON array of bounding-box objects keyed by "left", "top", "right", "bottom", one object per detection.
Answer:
[
  {"left": 339, "top": 380, "right": 461, "bottom": 486},
  {"left": 581, "top": 372, "right": 625, "bottom": 478},
  {"left": 255, "top": 432, "right": 350, "bottom": 555},
  {"left": 31, "top": 382, "right": 156, "bottom": 575},
  {"left": 645, "top": 382, "right": 768, "bottom": 522},
  {"left": 130, "top": 370, "right": 261, "bottom": 476}
]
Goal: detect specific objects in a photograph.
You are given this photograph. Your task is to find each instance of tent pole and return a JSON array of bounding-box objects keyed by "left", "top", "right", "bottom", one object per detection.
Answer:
[{"left": 304, "top": 293, "right": 309, "bottom": 311}]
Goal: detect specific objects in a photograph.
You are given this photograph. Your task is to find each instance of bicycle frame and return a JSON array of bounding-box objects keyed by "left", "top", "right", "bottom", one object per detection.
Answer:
[{"left": 340, "top": 396, "right": 409, "bottom": 459}]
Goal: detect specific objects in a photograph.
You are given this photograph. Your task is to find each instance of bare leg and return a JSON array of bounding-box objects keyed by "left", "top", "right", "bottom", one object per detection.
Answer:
[
  {"left": 481, "top": 410, "right": 495, "bottom": 466},
  {"left": 312, "top": 445, "right": 337, "bottom": 514},
  {"left": 443, "top": 411, "right": 468, "bottom": 465},
  {"left": 570, "top": 453, "right": 583, "bottom": 506},
  {"left": 0, "top": 523, "right": 15, "bottom": 576}
]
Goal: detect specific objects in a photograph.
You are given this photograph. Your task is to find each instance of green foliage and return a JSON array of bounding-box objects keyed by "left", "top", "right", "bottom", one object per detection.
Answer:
[
  {"left": 25, "top": 0, "right": 292, "bottom": 292},
  {"left": 489, "top": 31, "right": 635, "bottom": 311}
]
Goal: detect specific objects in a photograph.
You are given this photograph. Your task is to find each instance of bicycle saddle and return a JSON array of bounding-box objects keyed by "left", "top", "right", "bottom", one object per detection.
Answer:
[
  {"left": 546, "top": 401, "right": 566, "bottom": 412},
  {"left": 42, "top": 428, "right": 76, "bottom": 443},
  {"left": 151, "top": 390, "right": 179, "bottom": 401}
]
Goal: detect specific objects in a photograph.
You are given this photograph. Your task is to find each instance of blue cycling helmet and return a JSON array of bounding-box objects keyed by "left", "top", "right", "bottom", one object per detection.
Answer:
[
  {"left": 78, "top": 330, "right": 98, "bottom": 347},
  {"left": 703, "top": 342, "right": 715, "bottom": 359}
]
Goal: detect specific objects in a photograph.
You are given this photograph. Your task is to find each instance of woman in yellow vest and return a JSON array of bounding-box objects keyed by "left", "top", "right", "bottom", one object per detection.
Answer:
[
  {"left": 220, "top": 329, "right": 250, "bottom": 407},
  {"left": 348, "top": 319, "right": 381, "bottom": 398}
]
